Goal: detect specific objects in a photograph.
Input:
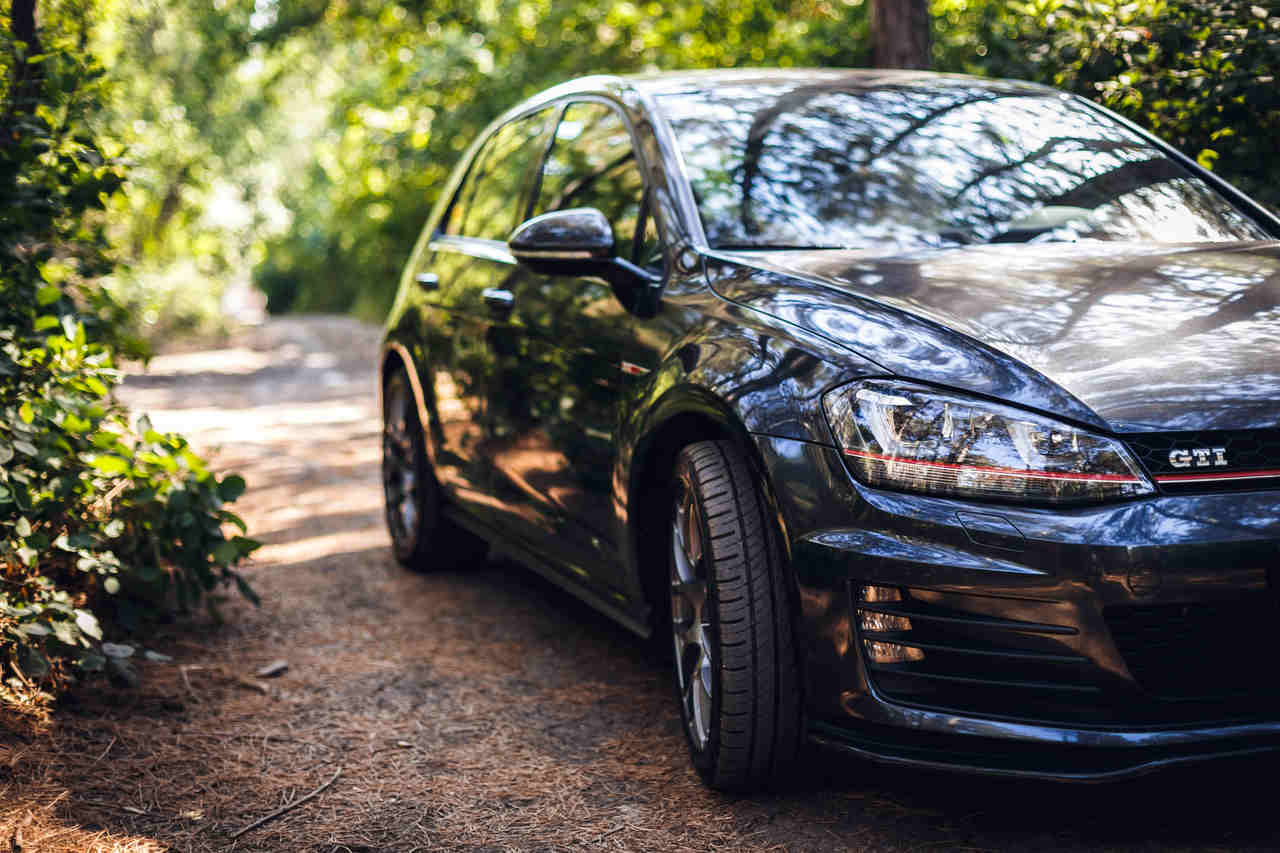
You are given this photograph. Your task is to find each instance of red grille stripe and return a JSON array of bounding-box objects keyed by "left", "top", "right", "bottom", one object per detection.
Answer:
[{"left": 1155, "top": 468, "right": 1280, "bottom": 483}]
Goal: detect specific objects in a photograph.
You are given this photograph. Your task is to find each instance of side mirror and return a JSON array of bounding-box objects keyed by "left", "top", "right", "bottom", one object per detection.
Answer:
[
  {"left": 508, "top": 207, "right": 615, "bottom": 270},
  {"left": 508, "top": 206, "right": 663, "bottom": 316}
]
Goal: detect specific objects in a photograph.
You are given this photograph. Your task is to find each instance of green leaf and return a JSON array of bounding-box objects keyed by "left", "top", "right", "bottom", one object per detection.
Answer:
[
  {"left": 35, "top": 285, "right": 61, "bottom": 306},
  {"left": 233, "top": 536, "right": 263, "bottom": 557},
  {"left": 219, "top": 511, "right": 248, "bottom": 533},
  {"left": 15, "top": 517, "right": 32, "bottom": 538},
  {"left": 34, "top": 315, "right": 60, "bottom": 332},
  {"left": 63, "top": 413, "right": 91, "bottom": 433},
  {"left": 103, "top": 519, "right": 125, "bottom": 538},
  {"left": 18, "top": 402, "right": 35, "bottom": 424},
  {"left": 0, "top": 442, "right": 12, "bottom": 465},
  {"left": 90, "top": 454, "right": 130, "bottom": 474},
  {"left": 13, "top": 440, "right": 38, "bottom": 457},
  {"left": 218, "top": 474, "right": 247, "bottom": 502},
  {"left": 211, "top": 540, "right": 240, "bottom": 565},
  {"left": 103, "top": 577, "right": 121, "bottom": 594},
  {"left": 76, "top": 650, "right": 106, "bottom": 673},
  {"left": 52, "top": 619, "right": 78, "bottom": 646},
  {"left": 75, "top": 609, "right": 102, "bottom": 641},
  {"left": 102, "top": 642, "right": 134, "bottom": 659}
]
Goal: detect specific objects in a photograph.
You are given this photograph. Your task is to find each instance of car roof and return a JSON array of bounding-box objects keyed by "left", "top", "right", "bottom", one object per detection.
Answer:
[
  {"left": 625, "top": 67, "right": 1054, "bottom": 96},
  {"left": 526, "top": 68, "right": 1056, "bottom": 104}
]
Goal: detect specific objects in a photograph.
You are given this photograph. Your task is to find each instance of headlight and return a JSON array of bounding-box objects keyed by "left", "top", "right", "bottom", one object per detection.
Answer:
[{"left": 823, "top": 380, "right": 1153, "bottom": 505}]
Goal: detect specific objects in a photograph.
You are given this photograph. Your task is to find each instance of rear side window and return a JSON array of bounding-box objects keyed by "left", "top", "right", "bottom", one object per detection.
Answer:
[
  {"left": 536, "top": 102, "right": 653, "bottom": 265},
  {"left": 445, "top": 107, "right": 556, "bottom": 241}
]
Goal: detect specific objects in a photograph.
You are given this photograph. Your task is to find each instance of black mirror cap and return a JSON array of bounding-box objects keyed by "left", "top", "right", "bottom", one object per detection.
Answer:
[{"left": 508, "top": 207, "right": 615, "bottom": 265}]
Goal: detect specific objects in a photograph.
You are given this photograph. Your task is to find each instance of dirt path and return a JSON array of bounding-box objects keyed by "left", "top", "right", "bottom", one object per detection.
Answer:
[{"left": 3, "top": 315, "right": 1278, "bottom": 852}]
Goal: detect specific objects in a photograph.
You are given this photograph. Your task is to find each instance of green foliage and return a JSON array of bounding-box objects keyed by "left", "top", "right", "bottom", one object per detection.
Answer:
[
  {"left": 1, "top": 1, "right": 258, "bottom": 702},
  {"left": 934, "top": 0, "right": 1280, "bottom": 213}
]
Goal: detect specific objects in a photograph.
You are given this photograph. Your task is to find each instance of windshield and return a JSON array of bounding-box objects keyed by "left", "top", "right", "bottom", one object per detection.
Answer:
[{"left": 657, "top": 80, "right": 1270, "bottom": 250}]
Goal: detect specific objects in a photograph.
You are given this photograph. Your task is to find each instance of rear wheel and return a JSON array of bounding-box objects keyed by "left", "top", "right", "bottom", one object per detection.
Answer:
[
  {"left": 668, "top": 440, "right": 804, "bottom": 791},
  {"left": 382, "top": 368, "right": 486, "bottom": 571}
]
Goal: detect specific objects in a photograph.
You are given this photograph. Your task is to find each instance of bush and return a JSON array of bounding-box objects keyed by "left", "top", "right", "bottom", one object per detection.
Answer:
[{"left": 1, "top": 2, "right": 257, "bottom": 712}]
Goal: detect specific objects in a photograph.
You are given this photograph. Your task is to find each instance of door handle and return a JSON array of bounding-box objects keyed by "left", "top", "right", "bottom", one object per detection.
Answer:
[
  {"left": 415, "top": 272, "right": 439, "bottom": 290},
  {"left": 482, "top": 288, "right": 515, "bottom": 314}
]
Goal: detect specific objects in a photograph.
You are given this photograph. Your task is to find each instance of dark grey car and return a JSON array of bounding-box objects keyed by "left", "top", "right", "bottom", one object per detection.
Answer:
[{"left": 380, "top": 69, "right": 1280, "bottom": 790}]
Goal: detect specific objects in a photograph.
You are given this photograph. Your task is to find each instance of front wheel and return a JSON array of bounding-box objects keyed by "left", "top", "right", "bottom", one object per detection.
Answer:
[{"left": 668, "top": 440, "right": 804, "bottom": 791}]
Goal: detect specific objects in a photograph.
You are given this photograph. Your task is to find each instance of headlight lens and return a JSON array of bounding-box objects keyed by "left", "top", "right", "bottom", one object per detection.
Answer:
[{"left": 823, "top": 380, "right": 1153, "bottom": 505}]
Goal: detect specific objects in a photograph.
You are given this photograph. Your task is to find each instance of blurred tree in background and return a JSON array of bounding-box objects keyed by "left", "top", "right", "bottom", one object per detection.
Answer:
[{"left": 11, "top": 0, "right": 1277, "bottom": 333}]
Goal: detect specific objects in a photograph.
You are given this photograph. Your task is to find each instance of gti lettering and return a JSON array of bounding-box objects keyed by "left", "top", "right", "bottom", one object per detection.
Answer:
[{"left": 1168, "top": 447, "right": 1229, "bottom": 469}]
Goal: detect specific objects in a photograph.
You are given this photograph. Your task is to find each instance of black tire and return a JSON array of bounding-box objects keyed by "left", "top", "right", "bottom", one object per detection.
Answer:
[
  {"left": 381, "top": 369, "right": 487, "bottom": 571},
  {"left": 668, "top": 440, "right": 804, "bottom": 791}
]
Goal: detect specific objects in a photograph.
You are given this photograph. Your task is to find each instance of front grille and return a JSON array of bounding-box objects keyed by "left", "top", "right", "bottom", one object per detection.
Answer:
[
  {"left": 1105, "top": 596, "right": 1280, "bottom": 701},
  {"left": 1124, "top": 428, "right": 1280, "bottom": 492}
]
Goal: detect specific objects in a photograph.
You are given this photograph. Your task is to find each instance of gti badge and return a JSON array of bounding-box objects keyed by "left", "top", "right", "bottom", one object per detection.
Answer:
[{"left": 1168, "top": 447, "right": 1228, "bottom": 468}]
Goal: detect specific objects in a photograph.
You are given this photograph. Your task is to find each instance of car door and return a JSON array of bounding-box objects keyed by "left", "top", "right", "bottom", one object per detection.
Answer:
[
  {"left": 405, "top": 107, "right": 557, "bottom": 527},
  {"left": 493, "top": 100, "right": 668, "bottom": 593}
]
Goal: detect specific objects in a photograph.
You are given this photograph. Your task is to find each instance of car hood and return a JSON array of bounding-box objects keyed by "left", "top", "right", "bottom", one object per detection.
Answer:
[{"left": 710, "top": 241, "right": 1280, "bottom": 432}]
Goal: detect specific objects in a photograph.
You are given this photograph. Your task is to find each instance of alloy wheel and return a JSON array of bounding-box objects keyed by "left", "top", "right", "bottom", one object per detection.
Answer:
[
  {"left": 382, "top": 381, "right": 419, "bottom": 545},
  {"left": 670, "top": 480, "right": 714, "bottom": 751}
]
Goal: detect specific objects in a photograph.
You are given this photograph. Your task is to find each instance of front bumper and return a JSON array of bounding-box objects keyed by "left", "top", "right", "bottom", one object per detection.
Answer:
[{"left": 756, "top": 435, "right": 1280, "bottom": 781}]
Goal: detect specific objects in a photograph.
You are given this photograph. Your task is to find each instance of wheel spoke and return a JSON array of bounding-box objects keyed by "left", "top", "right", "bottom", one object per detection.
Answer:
[{"left": 671, "top": 578, "right": 706, "bottom": 615}]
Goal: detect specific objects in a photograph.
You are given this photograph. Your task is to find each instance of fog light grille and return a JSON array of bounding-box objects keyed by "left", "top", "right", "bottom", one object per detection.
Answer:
[
  {"left": 864, "top": 640, "right": 925, "bottom": 664},
  {"left": 857, "top": 585, "right": 924, "bottom": 664}
]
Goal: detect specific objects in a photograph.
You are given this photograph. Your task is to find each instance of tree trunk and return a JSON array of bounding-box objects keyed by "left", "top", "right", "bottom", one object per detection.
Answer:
[
  {"left": 870, "top": 0, "right": 932, "bottom": 70},
  {"left": 7, "top": 0, "right": 43, "bottom": 116}
]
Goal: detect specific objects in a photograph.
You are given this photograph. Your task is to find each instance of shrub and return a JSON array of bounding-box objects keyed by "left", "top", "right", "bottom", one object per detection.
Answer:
[{"left": 1, "top": 2, "right": 257, "bottom": 712}]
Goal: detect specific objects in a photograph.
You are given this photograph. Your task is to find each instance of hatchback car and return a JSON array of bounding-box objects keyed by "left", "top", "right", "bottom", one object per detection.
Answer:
[{"left": 380, "top": 69, "right": 1280, "bottom": 790}]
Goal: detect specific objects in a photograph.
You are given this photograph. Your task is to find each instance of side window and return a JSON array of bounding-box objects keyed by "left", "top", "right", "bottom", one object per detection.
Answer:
[
  {"left": 536, "top": 102, "right": 652, "bottom": 262},
  {"left": 444, "top": 107, "right": 556, "bottom": 240}
]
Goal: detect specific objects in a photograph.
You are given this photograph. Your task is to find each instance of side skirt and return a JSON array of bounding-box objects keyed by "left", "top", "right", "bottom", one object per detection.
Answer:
[{"left": 441, "top": 506, "right": 654, "bottom": 639}]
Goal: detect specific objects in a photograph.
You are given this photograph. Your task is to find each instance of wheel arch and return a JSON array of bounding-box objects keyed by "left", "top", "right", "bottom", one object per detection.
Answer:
[
  {"left": 625, "top": 387, "right": 798, "bottom": 641},
  {"left": 380, "top": 340, "right": 440, "bottom": 467}
]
